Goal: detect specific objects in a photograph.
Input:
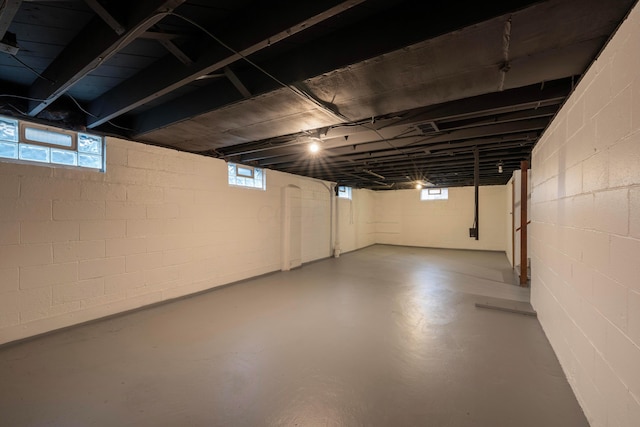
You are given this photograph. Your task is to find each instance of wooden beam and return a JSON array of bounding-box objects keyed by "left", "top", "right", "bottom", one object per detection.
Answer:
[
  {"left": 520, "top": 160, "right": 529, "bottom": 287},
  {"left": 224, "top": 66, "right": 251, "bottom": 98},
  {"left": 84, "top": 0, "right": 125, "bottom": 35},
  {"left": 157, "top": 38, "right": 192, "bottom": 65}
]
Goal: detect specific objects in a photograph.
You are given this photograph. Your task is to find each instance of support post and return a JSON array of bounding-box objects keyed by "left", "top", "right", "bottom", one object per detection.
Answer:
[
  {"left": 520, "top": 160, "right": 529, "bottom": 287},
  {"left": 474, "top": 147, "right": 479, "bottom": 240}
]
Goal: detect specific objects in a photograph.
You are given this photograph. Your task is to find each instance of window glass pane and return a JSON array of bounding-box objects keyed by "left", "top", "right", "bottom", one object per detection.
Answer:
[
  {"left": 228, "top": 162, "right": 265, "bottom": 190},
  {"left": 0, "top": 117, "right": 18, "bottom": 142},
  {"left": 237, "top": 166, "right": 253, "bottom": 178},
  {"left": 78, "top": 133, "right": 102, "bottom": 154},
  {"left": 19, "top": 144, "right": 50, "bottom": 163},
  {"left": 0, "top": 141, "right": 18, "bottom": 159},
  {"left": 421, "top": 188, "right": 448, "bottom": 200},
  {"left": 51, "top": 149, "right": 78, "bottom": 166},
  {"left": 24, "top": 127, "right": 73, "bottom": 147},
  {"left": 338, "top": 186, "right": 352, "bottom": 199},
  {"left": 78, "top": 153, "right": 102, "bottom": 169}
]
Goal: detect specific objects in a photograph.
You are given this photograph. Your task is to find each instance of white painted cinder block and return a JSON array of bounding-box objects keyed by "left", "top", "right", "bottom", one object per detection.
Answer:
[
  {"left": 20, "top": 262, "right": 77, "bottom": 289},
  {"left": 78, "top": 257, "right": 125, "bottom": 280},
  {"left": 531, "top": 3, "right": 640, "bottom": 425},
  {"left": 0, "top": 221, "right": 19, "bottom": 245},
  {"left": 79, "top": 220, "right": 126, "bottom": 240},
  {"left": 0, "top": 174, "right": 19, "bottom": 198},
  {"left": 21, "top": 220, "right": 79, "bottom": 244},
  {"left": 0, "top": 138, "right": 384, "bottom": 343}
]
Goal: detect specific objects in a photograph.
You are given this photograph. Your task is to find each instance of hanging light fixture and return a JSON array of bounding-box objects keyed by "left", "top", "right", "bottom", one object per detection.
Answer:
[{"left": 497, "top": 160, "right": 504, "bottom": 174}]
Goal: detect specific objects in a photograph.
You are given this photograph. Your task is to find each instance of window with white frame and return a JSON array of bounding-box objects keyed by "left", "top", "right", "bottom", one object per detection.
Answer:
[
  {"left": 0, "top": 116, "right": 105, "bottom": 171},
  {"left": 227, "top": 162, "right": 265, "bottom": 190},
  {"left": 420, "top": 187, "right": 448, "bottom": 200},
  {"left": 337, "top": 185, "right": 352, "bottom": 199}
]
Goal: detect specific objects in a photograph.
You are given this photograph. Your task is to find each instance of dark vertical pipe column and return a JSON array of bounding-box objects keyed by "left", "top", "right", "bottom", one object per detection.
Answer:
[
  {"left": 511, "top": 179, "right": 515, "bottom": 268},
  {"left": 520, "top": 160, "right": 529, "bottom": 287},
  {"left": 474, "top": 147, "right": 479, "bottom": 240}
]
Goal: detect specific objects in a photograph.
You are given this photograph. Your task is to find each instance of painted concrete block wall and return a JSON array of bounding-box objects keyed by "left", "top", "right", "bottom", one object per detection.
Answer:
[
  {"left": 530, "top": 4, "right": 640, "bottom": 426},
  {"left": 506, "top": 176, "right": 514, "bottom": 267},
  {"left": 373, "top": 186, "right": 506, "bottom": 251},
  {"left": 336, "top": 189, "right": 376, "bottom": 254},
  {"left": 0, "top": 137, "right": 360, "bottom": 345}
]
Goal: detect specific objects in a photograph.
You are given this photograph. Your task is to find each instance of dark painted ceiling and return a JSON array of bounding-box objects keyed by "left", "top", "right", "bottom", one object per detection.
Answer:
[{"left": 0, "top": 0, "right": 635, "bottom": 189}]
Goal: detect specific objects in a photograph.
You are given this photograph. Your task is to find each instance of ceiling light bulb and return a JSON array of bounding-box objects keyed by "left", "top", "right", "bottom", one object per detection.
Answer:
[
  {"left": 309, "top": 142, "right": 320, "bottom": 153},
  {"left": 498, "top": 164, "right": 503, "bottom": 173},
  {"left": 415, "top": 183, "right": 423, "bottom": 190}
]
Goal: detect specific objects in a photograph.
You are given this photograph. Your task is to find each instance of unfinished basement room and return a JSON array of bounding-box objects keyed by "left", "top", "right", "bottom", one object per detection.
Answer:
[{"left": 0, "top": 0, "right": 639, "bottom": 426}]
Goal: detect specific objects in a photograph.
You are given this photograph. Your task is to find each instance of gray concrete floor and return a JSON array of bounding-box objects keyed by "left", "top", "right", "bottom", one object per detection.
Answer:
[{"left": 0, "top": 245, "right": 587, "bottom": 426}]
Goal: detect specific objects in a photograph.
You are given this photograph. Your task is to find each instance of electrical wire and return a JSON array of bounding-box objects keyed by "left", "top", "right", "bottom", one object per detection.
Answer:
[
  {"left": 0, "top": 93, "right": 47, "bottom": 102},
  {"left": 168, "top": 12, "right": 348, "bottom": 122},
  {"left": 0, "top": 94, "right": 46, "bottom": 116},
  {"left": 10, "top": 55, "right": 55, "bottom": 83},
  {"left": 5, "top": 103, "right": 27, "bottom": 115},
  {"left": 167, "top": 13, "right": 421, "bottom": 182},
  {"left": 65, "top": 94, "right": 134, "bottom": 131}
]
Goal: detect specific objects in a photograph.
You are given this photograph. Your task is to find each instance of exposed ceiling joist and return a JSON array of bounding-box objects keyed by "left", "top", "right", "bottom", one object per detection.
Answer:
[
  {"left": 157, "top": 37, "right": 193, "bottom": 65},
  {"left": 0, "top": 0, "right": 633, "bottom": 189},
  {"left": 84, "top": 0, "right": 125, "bottom": 35},
  {"left": 224, "top": 67, "right": 251, "bottom": 99},
  {"left": 249, "top": 118, "right": 548, "bottom": 165},
  {"left": 27, "top": 0, "right": 187, "bottom": 116},
  {"left": 86, "top": 0, "right": 369, "bottom": 128},
  {"left": 130, "top": 0, "right": 548, "bottom": 138},
  {"left": 216, "top": 78, "right": 571, "bottom": 158}
]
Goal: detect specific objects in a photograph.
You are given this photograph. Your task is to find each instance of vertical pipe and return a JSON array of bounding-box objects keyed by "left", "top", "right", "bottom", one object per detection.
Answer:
[
  {"left": 520, "top": 160, "right": 529, "bottom": 287},
  {"left": 334, "top": 186, "right": 341, "bottom": 257},
  {"left": 329, "top": 184, "right": 334, "bottom": 257},
  {"left": 474, "top": 147, "right": 479, "bottom": 240},
  {"left": 511, "top": 179, "right": 515, "bottom": 269}
]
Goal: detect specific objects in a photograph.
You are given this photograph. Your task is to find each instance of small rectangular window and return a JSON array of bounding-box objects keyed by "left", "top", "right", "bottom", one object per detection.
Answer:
[
  {"left": 228, "top": 162, "right": 265, "bottom": 190},
  {"left": 337, "top": 185, "right": 352, "bottom": 199},
  {"left": 237, "top": 165, "right": 254, "bottom": 178},
  {"left": 21, "top": 123, "right": 76, "bottom": 149},
  {"left": 0, "top": 115, "right": 105, "bottom": 172},
  {"left": 421, "top": 187, "right": 448, "bottom": 200}
]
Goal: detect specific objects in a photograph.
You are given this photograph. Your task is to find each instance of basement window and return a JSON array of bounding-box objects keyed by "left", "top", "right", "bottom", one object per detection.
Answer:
[
  {"left": 421, "top": 187, "right": 448, "bottom": 201},
  {"left": 228, "top": 162, "right": 265, "bottom": 190},
  {"left": 0, "top": 116, "right": 105, "bottom": 171},
  {"left": 337, "top": 185, "right": 352, "bottom": 199}
]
